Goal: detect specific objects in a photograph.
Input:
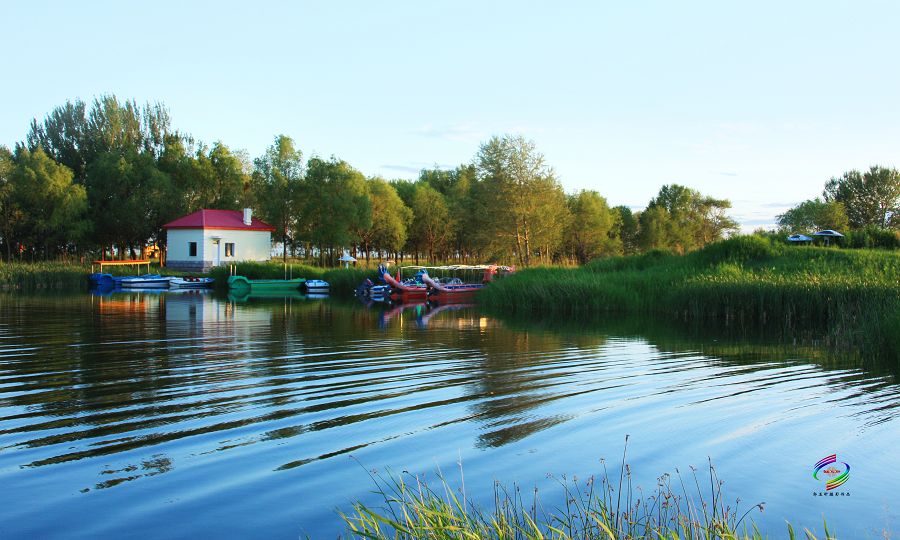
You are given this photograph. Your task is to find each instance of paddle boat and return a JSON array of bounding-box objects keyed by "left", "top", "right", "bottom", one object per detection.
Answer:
[
  {"left": 169, "top": 276, "right": 215, "bottom": 289},
  {"left": 89, "top": 273, "right": 116, "bottom": 288}
]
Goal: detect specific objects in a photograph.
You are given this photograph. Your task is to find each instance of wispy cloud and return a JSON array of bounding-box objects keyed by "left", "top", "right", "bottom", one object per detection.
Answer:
[
  {"left": 714, "top": 171, "right": 739, "bottom": 177},
  {"left": 415, "top": 123, "right": 486, "bottom": 143},
  {"left": 380, "top": 161, "right": 457, "bottom": 176}
]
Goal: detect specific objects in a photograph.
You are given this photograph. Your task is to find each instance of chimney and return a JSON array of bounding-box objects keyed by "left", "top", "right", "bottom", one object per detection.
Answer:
[{"left": 243, "top": 208, "right": 252, "bottom": 226}]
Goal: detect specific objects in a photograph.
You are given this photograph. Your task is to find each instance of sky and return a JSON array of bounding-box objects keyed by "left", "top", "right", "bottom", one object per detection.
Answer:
[{"left": 3, "top": 1, "right": 900, "bottom": 231}]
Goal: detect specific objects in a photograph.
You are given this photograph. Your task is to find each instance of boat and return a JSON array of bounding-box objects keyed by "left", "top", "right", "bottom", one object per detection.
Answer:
[
  {"left": 169, "top": 276, "right": 215, "bottom": 289},
  {"left": 378, "top": 264, "right": 427, "bottom": 300},
  {"left": 421, "top": 265, "right": 515, "bottom": 301},
  {"left": 118, "top": 274, "right": 171, "bottom": 289},
  {"left": 89, "top": 273, "right": 115, "bottom": 288},
  {"left": 227, "top": 275, "right": 305, "bottom": 292},
  {"left": 302, "top": 279, "right": 330, "bottom": 293}
]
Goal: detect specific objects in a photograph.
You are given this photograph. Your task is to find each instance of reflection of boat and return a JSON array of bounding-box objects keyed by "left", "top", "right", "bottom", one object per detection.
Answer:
[
  {"left": 302, "top": 279, "right": 330, "bottom": 293},
  {"left": 169, "top": 277, "right": 214, "bottom": 289},
  {"left": 119, "top": 274, "right": 170, "bottom": 289},
  {"left": 227, "top": 275, "right": 305, "bottom": 292},
  {"left": 227, "top": 289, "right": 308, "bottom": 303}
]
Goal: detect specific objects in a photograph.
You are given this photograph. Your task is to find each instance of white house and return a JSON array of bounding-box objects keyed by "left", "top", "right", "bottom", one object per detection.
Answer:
[{"left": 163, "top": 208, "right": 274, "bottom": 271}]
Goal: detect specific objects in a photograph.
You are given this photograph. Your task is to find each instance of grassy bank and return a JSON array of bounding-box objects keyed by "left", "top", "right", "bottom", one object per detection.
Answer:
[
  {"left": 207, "top": 261, "right": 374, "bottom": 297},
  {"left": 341, "top": 446, "right": 833, "bottom": 539},
  {"left": 478, "top": 236, "right": 900, "bottom": 359}
]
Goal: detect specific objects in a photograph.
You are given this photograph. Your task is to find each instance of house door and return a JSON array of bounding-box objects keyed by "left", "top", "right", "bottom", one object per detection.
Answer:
[{"left": 212, "top": 239, "right": 221, "bottom": 267}]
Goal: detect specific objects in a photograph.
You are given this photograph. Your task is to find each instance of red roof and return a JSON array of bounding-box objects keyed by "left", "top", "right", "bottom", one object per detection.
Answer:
[{"left": 163, "top": 209, "right": 275, "bottom": 232}]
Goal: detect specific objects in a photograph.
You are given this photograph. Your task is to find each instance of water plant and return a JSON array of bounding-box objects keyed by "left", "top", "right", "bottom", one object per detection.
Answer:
[
  {"left": 340, "top": 440, "right": 834, "bottom": 539},
  {"left": 478, "top": 236, "right": 900, "bottom": 359}
]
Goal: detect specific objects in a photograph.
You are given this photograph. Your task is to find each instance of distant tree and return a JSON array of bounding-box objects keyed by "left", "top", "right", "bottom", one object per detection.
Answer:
[
  {"left": 0, "top": 146, "right": 19, "bottom": 259},
  {"left": 473, "top": 135, "right": 567, "bottom": 265},
  {"left": 824, "top": 166, "right": 900, "bottom": 229},
  {"left": 641, "top": 184, "right": 737, "bottom": 253},
  {"left": 357, "top": 178, "right": 411, "bottom": 261},
  {"left": 251, "top": 135, "right": 305, "bottom": 261},
  {"left": 611, "top": 206, "right": 640, "bottom": 255},
  {"left": 565, "top": 190, "right": 619, "bottom": 264},
  {"left": 408, "top": 184, "right": 450, "bottom": 263},
  {"left": 777, "top": 198, "right": 849, "bottom": 233},
  {"left": 9, "top": 147, "right": 88, "bottom": 258},
  {"left": 303, "top": 156, "right": 371, "bottom": 262}
]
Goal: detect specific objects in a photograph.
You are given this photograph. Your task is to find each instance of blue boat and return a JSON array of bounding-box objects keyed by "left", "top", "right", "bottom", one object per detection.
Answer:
[
  {"left": 118, "top": 274, "right": 170, "bottom": 289},
  {"left": 89, "top": 273, "right": 116, "bottom": 288}
]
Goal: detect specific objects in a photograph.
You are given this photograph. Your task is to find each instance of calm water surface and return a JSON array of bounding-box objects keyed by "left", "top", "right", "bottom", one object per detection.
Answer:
[{"left": 0, "top": 291, "right": 898, "bottom": 538}]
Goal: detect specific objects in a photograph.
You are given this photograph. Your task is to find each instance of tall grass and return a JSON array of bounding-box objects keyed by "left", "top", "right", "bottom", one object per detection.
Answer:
[
  {"left": 341, "top": 440, "right": 833, "bottom": 539},
  {"left": 478, "top": 236, "right": 900, "bottom": 359}
]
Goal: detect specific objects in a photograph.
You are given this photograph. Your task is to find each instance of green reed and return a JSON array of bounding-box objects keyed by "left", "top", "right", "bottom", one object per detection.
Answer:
[
  {"left": 340, "top": 439, "right": 834, "bottom": 540},
  {"left": 478, "top": 236, "right": 900, "bottom": 358}
]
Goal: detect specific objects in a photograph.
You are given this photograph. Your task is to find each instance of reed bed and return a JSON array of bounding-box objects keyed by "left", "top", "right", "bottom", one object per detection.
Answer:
[
  {"left": 341, "top": 440, "right": 832, "bottom": 540},
  {"left": 478, "top": 237, "right": 900, "bottom": 358}
]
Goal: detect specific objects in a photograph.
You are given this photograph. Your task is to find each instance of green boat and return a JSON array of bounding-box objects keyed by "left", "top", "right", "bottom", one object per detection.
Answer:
[{"left": 227, "top": 275, "right": 306, "bottom": 292}]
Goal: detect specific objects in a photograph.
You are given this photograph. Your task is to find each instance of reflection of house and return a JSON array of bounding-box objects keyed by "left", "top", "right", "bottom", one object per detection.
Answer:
[{"left": 163, "top": 209, "right": 274, "bottom": 271}]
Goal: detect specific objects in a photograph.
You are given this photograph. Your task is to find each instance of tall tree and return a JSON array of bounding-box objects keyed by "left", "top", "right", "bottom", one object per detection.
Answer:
[
  {"left": 9, "top": 147, "right": 88, "bottom": 257},
  {"left": 357, "top": 178, "right": 411, "bottom": 261},
  {"left": 302, "top": 156, "right": 371, "bottom": 261},
  {"left": 824, "top": 166, "right": 900, "bottom": 229},
  {"left": 642, "top": 184, "right": 737, "bottom": 253},
  {"left": 0, "top": 146, "right": 18, "bottom": 259},
  {"left": 408, "top": 184, "right": 450, "bottom": 263},
  {"left": 777, "top": 198, "right": 849, "bottom": 233},
  {"left": 565, "top": 190, "right": 619, "bottom": 264},
  {"left": 611, "top": 206, "right": 640, "bottom": 255},
  {"left": 251, "top": 135, "right": 304, "bottom": 260},
  {"left": 473, "top": 135, "right": 566, "bottom": 265}
]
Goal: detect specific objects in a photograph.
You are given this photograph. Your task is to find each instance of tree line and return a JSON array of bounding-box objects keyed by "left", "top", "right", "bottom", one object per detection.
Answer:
[
  {"left": 0, "top": 95, "right": 742, "bottom": 266},
  {"left": 776, "top": 166, "right": 900, "bottom": 246}
]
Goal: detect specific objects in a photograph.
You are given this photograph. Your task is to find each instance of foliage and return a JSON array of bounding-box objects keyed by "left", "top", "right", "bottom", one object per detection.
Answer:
[
  {"left": 639, "top": 184, "right": 738, "bottom": 254},
  {"left": 302, "top": 156, "right": 372, "bottom": 258},
  {"left": 824, "top": 166, "right": 900, "bottom": 229},
  {"left": 251, "top": 135, "right": 305, "bottom": 259},
  {"left": 565, "top": 190, "right": 619, "bottom": 264},
  {"left": 357, "top": 177, "right": 412, "bottom": 260},
  {"left": 8, "top": 147, "right": 89, "bottom": 257},
  {"left": 479, "top": 236, "right": 900, "bottom": 359},
  {"left": 777, "top": 198, "right": 849, "bottom": 233}
]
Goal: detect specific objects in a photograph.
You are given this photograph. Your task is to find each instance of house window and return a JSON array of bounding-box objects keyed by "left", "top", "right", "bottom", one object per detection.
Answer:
[
  {"left": 189, "top": 242, "right": 197, "bottom": 257},
  {"left": 225, "top": 243, "right": 235, "bottom": 257}
]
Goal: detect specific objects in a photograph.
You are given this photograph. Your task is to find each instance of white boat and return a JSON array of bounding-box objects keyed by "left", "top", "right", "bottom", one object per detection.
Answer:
[
  {"left": 303, "top": 279, "right": 330, "bottom": 293},
  {"left": 169, "top": 277, "right": 215, "bottom": 289},
  {"left": 119, "top": 274, "right": 171, "bottom": 289}
]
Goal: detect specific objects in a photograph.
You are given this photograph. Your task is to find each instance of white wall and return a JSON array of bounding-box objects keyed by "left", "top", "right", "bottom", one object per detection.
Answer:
[{"left": 167, "top": 228, "right": 271, "bottom": 267}]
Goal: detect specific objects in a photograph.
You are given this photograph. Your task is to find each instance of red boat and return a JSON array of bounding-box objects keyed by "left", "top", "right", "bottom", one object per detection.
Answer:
[
  {"left": 380, "top": 268, "right": 427, "bottom": 300},
  {"left": 421, "top": 265, "right": 514, "bottom": 301}
]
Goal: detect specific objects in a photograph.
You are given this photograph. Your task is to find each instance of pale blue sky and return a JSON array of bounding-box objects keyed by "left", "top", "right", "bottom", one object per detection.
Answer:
[{"left": 3, "top": 1, "right": 899, "bottom": 230}]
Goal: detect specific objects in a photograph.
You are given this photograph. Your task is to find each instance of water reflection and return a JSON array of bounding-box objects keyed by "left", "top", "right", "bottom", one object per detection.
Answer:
[{"left": 0, "top": 292, "right": 898, "bottom": 538}]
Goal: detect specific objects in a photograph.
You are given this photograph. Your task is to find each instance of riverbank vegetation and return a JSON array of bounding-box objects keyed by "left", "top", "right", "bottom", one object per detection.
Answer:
[
  {"left": 479, "top": 236, "right": 900, "bottom": 358},
  {"left": 5, "top": 95, "right": 895, "bottom": 270},
  {"left": 340, "top": 448, "right": 831, "bottom": 539}
]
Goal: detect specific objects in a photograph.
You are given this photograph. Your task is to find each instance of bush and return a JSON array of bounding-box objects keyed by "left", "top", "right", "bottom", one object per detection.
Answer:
[{"left": 698, "top": 235, "right": 781, "bottom": 266}]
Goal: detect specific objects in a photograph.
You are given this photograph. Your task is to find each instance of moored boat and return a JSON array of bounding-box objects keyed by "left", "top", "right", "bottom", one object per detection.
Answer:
[
  {"left": 303, "top": 279, "right": 330, "bottom": 293},
  {"left": 227, "top": 275, "right": 305, "bottom": 292},
  {"left": 169, "top": 276, "right": 215, "bottom": 289},
  {"left": 119, "top": 274, "right": 171, "bottom": 289}
]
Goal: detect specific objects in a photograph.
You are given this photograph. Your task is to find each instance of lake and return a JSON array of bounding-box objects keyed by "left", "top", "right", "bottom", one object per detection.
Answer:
[{"left": 0, "top": 291, "right": 897, "bottom": 538}]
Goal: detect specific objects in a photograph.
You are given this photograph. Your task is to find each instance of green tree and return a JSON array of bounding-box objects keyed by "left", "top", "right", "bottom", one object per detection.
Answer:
[
  {"left": 9, "top": 147, "right": 88, "bottom": 258},
  {"left": 251, "top": 135, "right": 304, "bottom": 261},
  {"left": 473, "top": 135, "right": 567, "bottom": 265},
  {"left": 303, "top": 156, "right": 372, "bottom": 262},
  {"left": 357, "top": 178, "right": 411, "bottom": 261},
  {"left": 777, "top": 198, "right": 849, "bottom": 233},
  {"left": 611, "top": 206, "right": 640, "bottom": 255},
  {"left": 565, "top": 190, "right": 619, "bottom": 264},
  {"left": 0, "top": 146, "right": 19, "bottom": 259},
  {"left": 641, "top": 184, "right": 737, "bottom": 253},
  {"left": 408, "top": 184, "right": 451, "bottom": 263},
  {"left": 824, "top": 166, "right": 900, "bottom": 229}
]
